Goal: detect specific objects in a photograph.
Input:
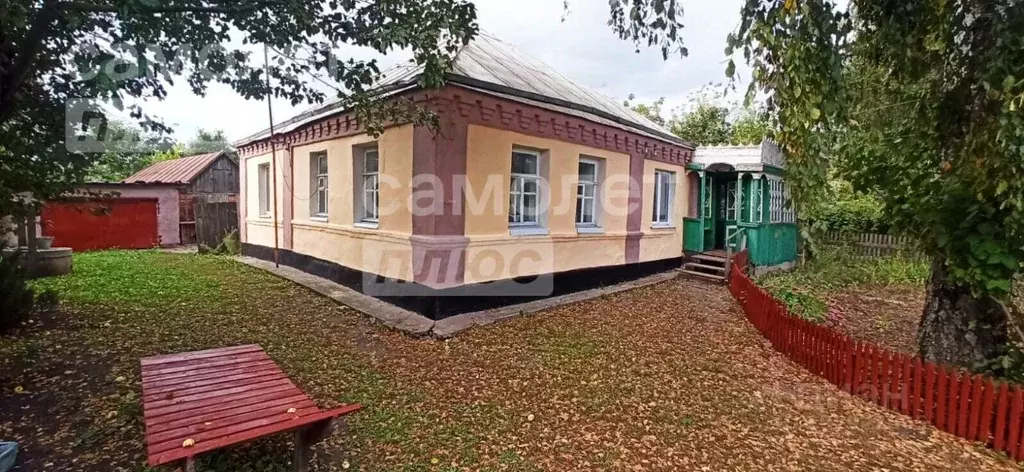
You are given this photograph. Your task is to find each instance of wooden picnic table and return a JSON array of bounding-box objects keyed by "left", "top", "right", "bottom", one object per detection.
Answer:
[{"left": 140, "top": 344, "right": 362, "bottom": 471}]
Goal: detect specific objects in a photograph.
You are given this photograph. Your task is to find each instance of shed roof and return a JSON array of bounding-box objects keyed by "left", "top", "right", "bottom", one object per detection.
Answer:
[
  {"left": 236, "top": 33, "right": 688, "bottom": 148},
  {"left": 123, "top": 151, "right": 226, "bottom": 185}
]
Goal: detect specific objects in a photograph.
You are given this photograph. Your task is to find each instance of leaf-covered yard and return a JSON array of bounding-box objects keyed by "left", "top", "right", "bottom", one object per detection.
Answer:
[{"left": 0, "top": 251, "right": 1017, "bottom": 471}]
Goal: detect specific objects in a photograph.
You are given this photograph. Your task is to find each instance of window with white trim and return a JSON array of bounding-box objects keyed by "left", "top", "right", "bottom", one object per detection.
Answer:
[
  {"left": 310, "top": 151, "right": 328, "bottom": 218},
  {"left": 509, "top": 150, "right": 541, "bottom": 226},
  {"left": 575, "top": 159, "right": 599, "bottom": 226},
  {"left": 257, "top": 163, "right": 270, "bottom": 217},
  {"left": 726, "top": 181, "right": 738, "bottom": 221},
  {"left": 357, "top": 147, "right": 379, "bottom": 222},
  {"left": 652, "top": 170, "right": 675, "bottom": 226},
  {"left": 750, "top": 177, "right": 764, "bottom": 224}
]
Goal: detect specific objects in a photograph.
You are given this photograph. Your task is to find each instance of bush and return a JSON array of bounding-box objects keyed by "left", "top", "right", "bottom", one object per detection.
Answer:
[
  {"left": 0, "top": 253, "right": 35, "bottom": 333},
  {"left": 808, "top": 179, "right": 888, "bottom": 233}
]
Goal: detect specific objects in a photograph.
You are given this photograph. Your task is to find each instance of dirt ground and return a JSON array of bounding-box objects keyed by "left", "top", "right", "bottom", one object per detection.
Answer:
[
  {"left": 826, "top": 285, "right": 925, "bottom": 355},
  {"left": 0, "top": 252, "right": 1016, "bottom": 471}
]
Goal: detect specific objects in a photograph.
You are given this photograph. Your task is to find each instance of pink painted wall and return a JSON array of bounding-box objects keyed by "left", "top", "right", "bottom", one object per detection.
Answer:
[{"left": 79, "top": 184, "right": 181, "bottom": 246}]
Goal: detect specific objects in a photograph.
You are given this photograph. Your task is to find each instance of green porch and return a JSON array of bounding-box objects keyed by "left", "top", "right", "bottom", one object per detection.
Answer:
[{"left": 682, "top": 162, "right": 798, "bottom": 269}]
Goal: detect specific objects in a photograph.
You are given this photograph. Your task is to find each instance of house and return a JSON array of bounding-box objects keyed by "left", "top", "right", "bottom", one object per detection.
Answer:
[
  {"left": 683, "top": 140, "right": 798, "bottom": 275},
  {"left": 122, "top": 151, "right": 239, "bottom": 244},
  {"left": 234, "top": 33, "right": 695, "bottom": 319}
]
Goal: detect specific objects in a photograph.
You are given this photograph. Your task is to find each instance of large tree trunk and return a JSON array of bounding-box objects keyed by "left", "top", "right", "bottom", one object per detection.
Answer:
[{"left": 917, "top": 256, "right": 1009, "bottom": 370}]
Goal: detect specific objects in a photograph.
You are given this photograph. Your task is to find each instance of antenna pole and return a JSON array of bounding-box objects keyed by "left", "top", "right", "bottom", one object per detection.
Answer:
[{"left": 264, "top": 44, "right": 280, "bottom": 268}]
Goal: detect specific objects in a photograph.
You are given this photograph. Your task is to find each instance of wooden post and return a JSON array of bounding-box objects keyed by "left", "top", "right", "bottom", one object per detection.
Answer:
[
  {"left": 294, "top": 418, "right": 333, "bottom": 472},
  {"left": 185, "top": 457, "right": 196, "bottom": 472}
]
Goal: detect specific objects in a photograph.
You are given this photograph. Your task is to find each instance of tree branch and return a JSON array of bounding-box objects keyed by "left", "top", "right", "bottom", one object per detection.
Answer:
[
  {"left": 0, "top": 0, "right": 59, "bottom": 125},
  {"left": 55, "top": 1, "right": 279, "bottom": 15}
]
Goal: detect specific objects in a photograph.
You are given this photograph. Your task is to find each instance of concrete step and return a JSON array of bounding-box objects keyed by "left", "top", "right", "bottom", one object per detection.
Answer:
[
  {"left": 683, "top": 262, "right": 726, "bottom": 274},
  {"left": 693, "top": 253, "right": 728, "bottom": 265},
  {"left": 680, "top": 269, "right": 725, "bottom": 282}
]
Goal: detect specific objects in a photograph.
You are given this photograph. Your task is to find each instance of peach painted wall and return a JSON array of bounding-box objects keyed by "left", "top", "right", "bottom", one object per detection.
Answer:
[
  {"left": 243, "top": 126, "right": 415, "bottom": 280},
  {"left": 243, "top": 151, "right": 286, "bottom": 249},
  {"left": 639, "top": 159, "right": 687, "bottom": 263},
  {"left": 462, "top": 124, "right": 635, "bottom": 283}
]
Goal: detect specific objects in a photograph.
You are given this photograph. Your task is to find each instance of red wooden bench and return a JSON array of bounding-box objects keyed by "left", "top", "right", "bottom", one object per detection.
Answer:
[{"left": 140, "top": 344, "right": 362, "bottom": 471}]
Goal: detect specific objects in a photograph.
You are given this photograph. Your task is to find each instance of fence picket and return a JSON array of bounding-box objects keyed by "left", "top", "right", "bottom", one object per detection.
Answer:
[
  {"left": 958, "top": 374, "right": 972, "bottom": 437},
  {"left": 1010, "top": 388, "right": 1023, "bottom": 460},
  {"left": 911, "top": 358, "right": 923, "bottom": 419},
  {"left": 980, "top": 379, "right": 996, "bottom": 443},
  {"left": 901, "top": 356, "right": 912, "bottom": 415},
  {"left": 969, "top": 375, "right": 983, "bottom": 441},
  {"left": 725, "top": 251, "right": 1024, "bottom": 462},
  {"left": 924, "top": 362, "right": 936, "bottom": 422},
  {"left": 937, "top": 367, "right": 948, "bottom": 430},
  {"left": 996, "top": 383, "right": 1010, "bottom": 452}
]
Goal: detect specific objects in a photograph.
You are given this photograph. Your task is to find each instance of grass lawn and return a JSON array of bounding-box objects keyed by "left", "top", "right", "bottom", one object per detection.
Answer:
[{"left": 0, "top": 250, "right": 1017, "bottom": 471}]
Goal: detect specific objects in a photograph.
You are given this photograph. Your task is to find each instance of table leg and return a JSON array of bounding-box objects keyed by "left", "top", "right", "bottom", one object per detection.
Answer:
[
  {"left": 294, "top": 418, "right": 334, "bottom": 472},
  {"left": 185, "top": 456, "right": 196, "bottom": 472}
]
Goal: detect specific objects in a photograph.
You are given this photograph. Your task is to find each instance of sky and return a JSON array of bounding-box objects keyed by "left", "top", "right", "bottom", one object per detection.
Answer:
[{"left": 138, "top": 0, "right": 748, "bottom": 143}]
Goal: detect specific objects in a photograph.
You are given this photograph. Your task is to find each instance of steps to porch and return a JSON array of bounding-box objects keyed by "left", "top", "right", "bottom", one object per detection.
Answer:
[{"left": 682, "top": 250, "right": 728, "bottom": 283}]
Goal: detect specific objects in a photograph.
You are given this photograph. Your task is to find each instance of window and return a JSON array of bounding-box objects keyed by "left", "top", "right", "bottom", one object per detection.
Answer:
[
  {"left": 311, "top": 152, "right": 328, "bottom": 218},
  {"left": 575, "top": 159, "right": 599, "bottom": 226},
  {"left": 652, "top": 170, "right": 675, "bottom": 226},
  {"left": 750, "top": 177, "right": 764, "bottom": 223},
  {"left": 509, "top": 150, "right": 541, "bottom": 226},
  {"left": 359, "top": 148, "right": 379, "bottom": 222},
  {"left": 726, "top": 181, "right": 738, "bottom": 221},
  {"left": 257, "top": 163, "right": 270, "bottom": 217},
  {"left": 702, "top": 175, "right": 713, "bottom": 218}
]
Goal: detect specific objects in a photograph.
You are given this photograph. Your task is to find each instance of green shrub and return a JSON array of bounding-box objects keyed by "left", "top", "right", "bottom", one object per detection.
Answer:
[
  {"left": 808, "top": 179, "right": 888, "bottom": 233},
  {"left": 0, "top": 253, "right": 34, "bottom": 333}
]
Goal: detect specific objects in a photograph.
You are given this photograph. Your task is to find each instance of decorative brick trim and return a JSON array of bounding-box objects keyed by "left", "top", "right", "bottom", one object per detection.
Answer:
[
  {"left": 411, "top": 89, "right": 469, "bottom": 287},
  {"left": 445, "top": 86, "right": 693, "bottom": 165}
]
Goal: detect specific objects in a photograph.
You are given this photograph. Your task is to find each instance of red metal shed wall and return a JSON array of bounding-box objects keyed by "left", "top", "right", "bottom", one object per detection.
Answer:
[{"left": 42, "top": 199, "right": 159, "bottom": 251}]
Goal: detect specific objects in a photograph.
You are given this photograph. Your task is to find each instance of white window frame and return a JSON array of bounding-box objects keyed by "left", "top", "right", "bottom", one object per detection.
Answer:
[
  {"left": 311, "top": 151, "right": 329, "bottom": 219},
  {"left": 509, "top": 149, "right": 543, "bottom": 231},
  {"left": 357, "top": 147, "right": 379, "bottom": 225},
  {"left": 575, "top": 158, "right": 600, "bottom": 229},
  {"left": 726, "top": 181, "right": 738, "bottom": 221},
  {"left": 652, "top": 170, "right": 675, "bottom": 227},
  {"left": 257, "top": 163, "right": 270, "bottom": 217}
]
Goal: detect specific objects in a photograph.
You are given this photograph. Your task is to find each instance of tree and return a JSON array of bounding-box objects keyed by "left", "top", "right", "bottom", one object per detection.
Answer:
[
  {"left": 0, "top": 0, "right": 479, "bottom": 217},
  {"left": 624, "top": 94, "right": 667, "bottom": 126},
  {"left": 729, "top": 0, "right": 1024, "bottom": 370},
  {"left": 183, "top": 129, "right": 232, "bottom": 155},
  {"left": 730, "top": 108, "right": 771, "bottom": 145},
  {"left": 85, "top": 120, "right": 174, "bottom": 182},
  {"left": 670, "top": 104, "right": 731, "bottom": 146}
]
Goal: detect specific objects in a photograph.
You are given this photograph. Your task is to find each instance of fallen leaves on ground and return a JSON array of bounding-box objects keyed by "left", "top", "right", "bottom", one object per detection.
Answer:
[{"left": 0, "top": 251, "right": 1015, "bottom": 471}]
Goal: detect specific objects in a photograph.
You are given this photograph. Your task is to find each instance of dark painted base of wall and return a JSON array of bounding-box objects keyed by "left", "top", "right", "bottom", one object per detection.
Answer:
[{"left": 242, "top": 243, "right": 681, "bottom": 320}]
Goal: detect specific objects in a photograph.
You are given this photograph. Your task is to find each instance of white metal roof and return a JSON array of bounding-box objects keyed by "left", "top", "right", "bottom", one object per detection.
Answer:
[{"left": 236, "top": 33, "right": 687, "bottom": 148}]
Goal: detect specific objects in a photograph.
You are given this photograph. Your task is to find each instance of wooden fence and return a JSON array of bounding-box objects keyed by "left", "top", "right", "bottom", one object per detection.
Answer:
[
  {"left": 728, "top": 251, "right": 1024, "bottom": 461},
  {"left": 822, "top": 231, "right": 920, "bottom": 258},
  {"left": 194, "top": 201, "right": 238, "bottom": 249}
]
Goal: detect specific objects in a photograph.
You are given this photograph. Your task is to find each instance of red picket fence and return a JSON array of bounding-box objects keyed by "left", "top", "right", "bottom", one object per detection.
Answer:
[{"left": 727, "top": 252, "right": 1024, "bottom": 460}]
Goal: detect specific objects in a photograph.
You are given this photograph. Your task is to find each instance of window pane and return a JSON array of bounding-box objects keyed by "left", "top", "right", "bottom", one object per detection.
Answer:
[
  {"left": 577, "top": 183, "right": 585, "bottom": 199},
  {"left": 364, "top": 149, "right": 378, "bottom": 173},
  {"left": 582, "top": 198, "right": 594, "bottom": 223},
  {"left": 317, "top": 154, "right": 328, "bottom": 174},
  {"left": 523, "top": 178, "right": 537, "bottom": 194},
  {"left": 512, "top": 152, "right": 538, "bottom": 174},
  {"left": 578, "top": 161, "right": 597, "bottom": 182},
  {"left": 575, "top": 198, "right": 584, "bottom": 223},
  {"left": 583, "top": 183, "right": 595, "bottom": 198},
  {"left": 523, "top": 194, "right": 537, "bottom": 223}
]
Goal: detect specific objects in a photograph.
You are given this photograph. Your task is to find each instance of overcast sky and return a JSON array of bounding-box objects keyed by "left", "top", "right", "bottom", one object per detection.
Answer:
[{"left": 138, "top": 0, "right": 747, "bottom": 143}]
